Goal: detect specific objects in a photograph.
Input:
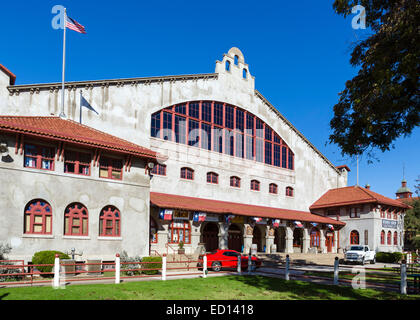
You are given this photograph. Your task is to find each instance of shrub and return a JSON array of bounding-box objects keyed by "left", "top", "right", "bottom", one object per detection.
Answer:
[
  {"left": 0, "top": 242, "right": 23, "bottom": 282},
  {"left": 120, "top": 251, "right": 142, "bottom": 276},
  {"left": 376, "top": 252, "right": 403, "bottom": 263},
  {"left": 31, "top": 250, "right": 70, "bottom": 276},
  {"left": 141, "top": 256, "right": 162, "bottom": 275}
]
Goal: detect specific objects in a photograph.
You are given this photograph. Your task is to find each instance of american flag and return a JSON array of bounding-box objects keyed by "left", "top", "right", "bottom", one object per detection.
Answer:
[{"left": 66, "top": 16, "right": 86, "bottom": 34}]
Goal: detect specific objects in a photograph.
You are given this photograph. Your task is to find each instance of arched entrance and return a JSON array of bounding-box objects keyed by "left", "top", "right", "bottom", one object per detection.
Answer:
[
  {"left": 202, "top": 222, "right": 219, "bottom": 252},
  {"left": 252, "top": 226, "right": 263, "bottom": 252},
  {"left": 274, "top": 227, "right": 286, "bottom": 252},
  {"left": 293, "top": 228, "right": 303, "bottom": 253},
  {"left": 325, "top": 230, "right": 334, "bottom": 253},
  {"left": 310, "top": 228, "right": 321, "bottom": 249},
  {"left": 228, "top": 224, "right": 243, "bottom": 252}
]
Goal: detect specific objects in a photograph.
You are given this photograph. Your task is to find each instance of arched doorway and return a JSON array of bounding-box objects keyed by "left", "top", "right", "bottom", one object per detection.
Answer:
[
  {"left": 310, "top": 228, "right": 321, "bottom": 249},
  {"left": 202, "top": 222, "right": 219, "bottom": 252},
  {"left": 293, "top": 228, "right": 303, "bottom": 253},
  {"left": 252, "top": 226, "right": 263, "bottom": 252},
  {"left": 325, "top": 230, "right": 334, "bottom": 253},
  {"left": 274, "top": 227, "right": 286, "bottom": 252},
  {"left": 228, "top": 224, "right": 243, "bottom": 252}
]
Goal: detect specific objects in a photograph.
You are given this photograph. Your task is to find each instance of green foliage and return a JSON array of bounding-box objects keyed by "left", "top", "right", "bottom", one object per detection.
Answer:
[
  {"left": 0, "top": 242, "right": 23, "bottom": 282},
  {"left": 404, "top": 198, "right": 420, "bottom": 250},
  {"left": 329, "top": 0, "right": 420, "bottom": 157},
  {"left": 120, "top": 251, "right": 142, "bottom": 276},
  {"left": 0, "top": 242, "right": 12, "bottom": 260},
  {"left": 141, "top": 256, "right": 162, "bottom": 275},
  {"left": 31, "top": 250, "right": 70, "bottom": 275},
  {"left": 376, "top": 252, "right": 403, "bottom": 263},
  {"left": 178, "top": 241, "right": 184, "bottom": 249}
]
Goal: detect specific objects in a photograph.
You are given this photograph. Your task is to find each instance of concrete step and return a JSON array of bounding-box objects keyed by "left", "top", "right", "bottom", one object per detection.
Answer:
[{"left": 258, "top": 253, "right": 345, "bottom": 266}]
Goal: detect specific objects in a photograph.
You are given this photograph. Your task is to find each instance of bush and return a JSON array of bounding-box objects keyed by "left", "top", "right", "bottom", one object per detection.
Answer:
[
  {"left": 376, "top": 252, "right": 403, "bottom": 263},
  {"left": 120, "top": 251, "right": 142, "bottom": 276},
  {"left": 141, "top": 256, "right": 162, "bottom": 275},
  {"left": 31, "top": 250, "right": 70, "bottom": 276},
  {"left": 0, "top": 242, "right": 23, "bottom": 282}
]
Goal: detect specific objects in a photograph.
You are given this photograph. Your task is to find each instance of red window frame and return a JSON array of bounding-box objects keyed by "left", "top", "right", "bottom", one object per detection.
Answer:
[
  {"left": 168, "top": 221, "right": 191, "bottom": 244},
  {"left": 350, "top": 230, "right": 359, "bottom": 245},
  {"left": 206, "top": 172, "right": 218, "bottom": 184},
  {"left": 24, "top": 144, "right": 55, "bottom": 171},
  {"left": 151, "top": 163, "right": 167, "bottom": 176},
  {"left": 64, "top": 203, "right": 89, "bottom": 236},
  {"left": 393, "top": 231, "right": 398, "bottom": 246},
  {"left": 393, "top": 211, "right": 398, "bottom": 220},
  {"left": 381, "top": 230, "right": 385, "bottom": 245},
  {"left": 387, "top": 210, "right": 392, "bottom": 219},
  {"left": 286, "top": 186, "right": 294, "bottom": 197},
  {"left": 150, "top": 101, "right": 294, "bottom": 169},
  {"left": 180, "top": 167, "right": 194, "bottom": 180},
  {"left": 99, "top": 206, "right": 121, "bottom": 237},
  {"left": 350, "top": 207, "right": 361, "bottom": 218},
  {"left": 230, "top": 176, "right": 241, "bottom": 188},
  {"left": 250, "top": 180, "right": 260, "bottom": 191},
  {"left": 387, "top": 231, "right": 391, "bottom": 245},
  {"left": 64, "top": 150, "right": 91, "bottom": 176},
  {"left": 380, "top": 209, "right": 385, "bottom": 218},
  {"left": 24, "top": 200, "right": 52, "bottom": 235},
  {"left": 269, "top": 183, "right": 278, "bottom": 194},
  {"left": 99, "top": 157, "right": 123, "bottom": 180},
  {"left": 310, "top": 228, "right": 320, "bottom": 247}
]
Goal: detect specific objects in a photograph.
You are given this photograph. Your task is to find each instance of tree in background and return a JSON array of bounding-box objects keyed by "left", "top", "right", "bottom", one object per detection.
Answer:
[{"left": 329, "top": 0, "right": 419, "bottom": 157}]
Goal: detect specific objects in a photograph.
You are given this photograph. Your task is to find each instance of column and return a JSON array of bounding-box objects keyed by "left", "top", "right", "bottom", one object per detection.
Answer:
[
  {"left": 218, "top": 222, "right": 229, "bottom": 250},
  {"left": 333, "top": 230, "right": 339, "bottom": 253},
  {"left": 243, "top": 224, "right": 253, "bottom": 254},
  {"left": 190, "top": 222, "right": 201, "bottom": 254},
  {"left": 285, "top": 226, "right": 294, "bottom": 254},
  {"left": 265, "top": 226, "right": 275, "bottom": 254},
  {"left": 302, "top": 227, "right": 310, "bottom": 254},
  {"left": 320, "top": 229, "right": 326, "bottom": 253}
]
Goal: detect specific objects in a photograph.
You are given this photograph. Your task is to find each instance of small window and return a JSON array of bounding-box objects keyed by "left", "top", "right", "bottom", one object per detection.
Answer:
[
  {"left": 387, "top": 231, "right": 392, "bottom": 245},
  {"left": 230, "top": 176, "right": 241, "bottom": 188},
  {"left": 234, "top": 55, "right": 239, "bottom": 65},
  {"left": 99, "top": 157, "right": 123, "bottom": 180},
  {"left": 64, "top": 150, "right": 91, "bottom": 176},
  {"left": 251, "top": 180, "right": 260, "bottom": 191},
  {"left": 350, "top": 230, "right": 360, "bottom": 245},
  {"left": 168, "top": 221, "right": 191, "bottom": 244},
  {"left": 24, "top": 144, "right": 55, "bottom": 171},
  {"left": 99, "top": 206, "right": 121, "bottom": 237},
  {"left": 286, "top": 186, "right": 294, "bottom": 197},
  {"left": 243, "top": 69, "right": 247, "bottom": 79},
  {"left": 225, "top": 60, "right": 231, "bottom": 71},
  {"left": 269, "top": 183, "right": 278, "bottom": 194},
  {"left": 206, "top": 172, "right": 218, "bottom": 184},
  {"left": 393, "top": 231, "right": 398, "bottom": 246},
  {"left": 151, "top": 163, "right": 166, "bottom": 176},
  {"left": 64, "top": 203, "right": 89, "bottom": 236},
  {"left": 350, "top": 207, "right": 361, "bottom": 218},
  {"left": 180, "top": 167, "right": 194, "bottom": 180},
  {"left": 381, "top": 230, "right": 385, "bottom": 245}
]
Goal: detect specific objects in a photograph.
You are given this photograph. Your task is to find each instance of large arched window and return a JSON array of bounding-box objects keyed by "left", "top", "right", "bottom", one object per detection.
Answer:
[
  {"left": 24, "top": 199, "right": 52, "bottom": 234},
  {"left": 64, "top": 203, "right": 88, "bottom": 236},
  {"left": 393, "top": 231, "right": 398, "bottom": 246},
  {"left": 168, "top": 221, "right": 191, "bottom": 244},
  {"left": 381, "top": 230, "right": 385, "bottom": 245},
  {"left": 99, "top": 206, "right": 121, "bottom": 237},
  {"left": 150, "top": 101, "right": 294, "bottom": 169},
  {"left": 350, "top": 230, "right": 359, "bottom": 245},
  {"left": 387, "top": 231, "right": 392, "bottom": 245}
]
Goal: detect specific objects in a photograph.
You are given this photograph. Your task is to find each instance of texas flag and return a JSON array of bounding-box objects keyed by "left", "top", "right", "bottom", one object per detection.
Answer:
[
  {"left": 294, "top": 221, "right": 303, "bottom": 228},
  {"left": 193, "top": 212, "right": 206, "bottom": 222},
  {"left": 159, "top": 209, "right": 173, "bottom": 220},
  {"left": 225, "top": 214, "right": 235, "bottom": 224},
  {"left": 310, "top": 222, "right": 318, "bottom": 227},
  {"left": 327, "top": 224, "right": 335, "bottom": 230},
  {"left": 253, "top": 217, "right": 263, "bottom": 223}
]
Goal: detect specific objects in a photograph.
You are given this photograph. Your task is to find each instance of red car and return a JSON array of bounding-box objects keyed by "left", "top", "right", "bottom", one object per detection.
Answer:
[{"left": 197, "top": 249, "right": 261, "bottom": 272}]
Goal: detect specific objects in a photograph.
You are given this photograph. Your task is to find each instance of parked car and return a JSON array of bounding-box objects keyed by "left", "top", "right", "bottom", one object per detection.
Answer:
[
  {"left": 197, "top": 249, "right": 261, "bottom": 272},
  {"left": 344, "top": 245, "right": 376, "bottom": 265}
]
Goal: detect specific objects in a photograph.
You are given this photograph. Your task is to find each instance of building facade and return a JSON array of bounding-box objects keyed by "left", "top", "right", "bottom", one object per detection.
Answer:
[{"left": 3, "top": 47, "right": 396, "bottom": 261}]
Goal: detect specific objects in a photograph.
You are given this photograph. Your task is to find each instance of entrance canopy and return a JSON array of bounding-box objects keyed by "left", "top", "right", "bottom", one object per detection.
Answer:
[{"left": 151, "top": 192, "right": 345, "bottom": 227}]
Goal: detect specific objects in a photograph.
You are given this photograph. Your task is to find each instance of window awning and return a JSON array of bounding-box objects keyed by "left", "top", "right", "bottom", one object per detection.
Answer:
[{"left": 150, "top": 192, "right": 345, "bottom": 226}]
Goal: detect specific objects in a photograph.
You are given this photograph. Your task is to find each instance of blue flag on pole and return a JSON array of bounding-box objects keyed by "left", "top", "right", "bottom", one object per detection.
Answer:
[{"left": 81, "top": 94, "right": 99, "bottom": 115}]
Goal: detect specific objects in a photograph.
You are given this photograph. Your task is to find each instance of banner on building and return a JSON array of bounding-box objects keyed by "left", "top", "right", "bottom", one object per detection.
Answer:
[
  {"left": 382, "top": 219, "right": 397, "bottom": 229},
  {"left": 272, "top": 219, "right": 281, "bottom": 228},
  {"left": 193, "top": 212, "right": 206, "bottom": 222},
  {"left": 231, "top": 216, "right": 244, "bottom": 223},
  {"left": 225, "top": 214, "right": 235, "bottom": 224},
  {"left": 159, "top": 209, "right": 173, "bottom": 220},
  {"left": 173, "top": 210, "right": 190, "bottom": 220},
  {"left": 294, "top": 221, "right": 303, "bottom": 228},
  {"left": 327, "top": 224, "right": 334, "bottom": 230},
  {"left": 310, "top": 222, "right": 318, "bottom": 227},
  {"left": 205, "top": 214, "right": 220, "bottom": 222}
]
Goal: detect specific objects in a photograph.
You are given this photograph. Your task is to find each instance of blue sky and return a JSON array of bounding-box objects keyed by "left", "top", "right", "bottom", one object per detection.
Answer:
[{"left": 1, "top": 0, "right": 418, "bottom": 198}]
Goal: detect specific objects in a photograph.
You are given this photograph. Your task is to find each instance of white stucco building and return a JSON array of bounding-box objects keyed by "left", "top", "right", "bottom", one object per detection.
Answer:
[{"left": 0, "top": 48, "right": 408, "bottom": 262}]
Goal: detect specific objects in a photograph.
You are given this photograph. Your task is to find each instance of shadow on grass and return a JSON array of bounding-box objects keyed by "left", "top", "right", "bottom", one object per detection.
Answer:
[{"left": 226, "top": 275, "right": 406, "bottom": 300}]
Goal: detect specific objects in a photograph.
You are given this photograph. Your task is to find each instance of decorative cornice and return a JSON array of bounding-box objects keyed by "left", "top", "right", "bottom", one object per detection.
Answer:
[{"left": 7, "top": 73, "right": 218, "bottom": 95}]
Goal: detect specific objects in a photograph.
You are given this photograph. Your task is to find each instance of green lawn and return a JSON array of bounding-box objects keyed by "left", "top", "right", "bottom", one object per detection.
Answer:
[{"left": 1, "top": 275, "right": 420, "bottom": 300}]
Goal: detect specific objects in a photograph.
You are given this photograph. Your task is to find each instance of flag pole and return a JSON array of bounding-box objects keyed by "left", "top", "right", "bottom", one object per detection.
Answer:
[
  {"left": 79, "top": 90, "right": 82, "bottom": 124},
  {"left": 59, "top": 8, "right": 67, "bottom": 118}
]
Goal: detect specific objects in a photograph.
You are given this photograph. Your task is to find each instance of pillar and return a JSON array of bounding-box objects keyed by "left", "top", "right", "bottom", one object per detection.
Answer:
[
  {"left": 333, "top": 230, "right": 339, "bottom": 254},
  {"left": 218, "top": 222, "right": 229, "bottom": 250},
  {"left": 190, "top": 222, "right": 201, "bottom": 254},
  {"left": 320, "top": 229, "right": 326, "bottom": 253},
  {"left": 285, "top": 226, "right": 294, "bottom": 254},
  {"left": 243, "top": 224, "right": 253, "bottom": 254},
  {"left": 302, "top": 227, "right": 310, "bottom": 254},
  {"left": 265, "top": 226, "right": 275, "bottom": 254}
]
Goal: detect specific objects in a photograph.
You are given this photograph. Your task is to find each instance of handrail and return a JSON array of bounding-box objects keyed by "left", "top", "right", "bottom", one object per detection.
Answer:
[
  {"left": 150, "top": 250, "right": 162, "bottom": 258},
  {"left": 165, "top": 243, "right": 178, "bottom": 261}
]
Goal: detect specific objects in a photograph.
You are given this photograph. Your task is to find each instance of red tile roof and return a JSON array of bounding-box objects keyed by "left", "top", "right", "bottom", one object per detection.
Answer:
[
  {"left": 0, "top": 64, "right": 16, "bottom": 85},
  {"left": 336, "top": 165, "right": 350, "bottom": 172},
  {"left": 150, "top": 192, "right": 345, "bottom": 226},
  {"left": 0, "top": 116, "right": 161, "bottom": 160},
  {"left": 310, "top": 186, "right": 411, "bottom": 210}
]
